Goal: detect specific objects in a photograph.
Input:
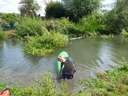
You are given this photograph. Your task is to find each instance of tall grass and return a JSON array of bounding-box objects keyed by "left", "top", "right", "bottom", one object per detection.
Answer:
[
  {"left": 121, "top": 29, "right": 128, "bottom": 38},
  {"left": 12, "top": 73, "right": 56, "bottom": 96},
  {"left": 77, "top": 13, "right": 105, "bottom": 37},
  {"left": 44, "top": 18, "right": 82, "bottom": 37},
  {"left": 79, "top": 62, "right": 128, "bottom": 96},
  {"left": 15, "top": 16, "right": 107, "bottom": 39},
  {"left": 24, "top": 32, "right": 69, "bottom": 56},
  {"left": 16, "top": 17, "right": 48, "bottom": 38},
  {"left": 0, "top": 28, "right": 5, "bottom": 40}
]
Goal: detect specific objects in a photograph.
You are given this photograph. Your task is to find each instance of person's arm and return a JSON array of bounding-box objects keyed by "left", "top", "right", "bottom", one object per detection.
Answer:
[{"left": 67, "top": 58, "right": 76, "bottom": 73}]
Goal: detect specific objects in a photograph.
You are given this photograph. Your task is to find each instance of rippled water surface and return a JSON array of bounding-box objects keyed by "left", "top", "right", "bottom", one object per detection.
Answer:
[{"left": 0, "top": 38, "right": 128, "bottom": 87}]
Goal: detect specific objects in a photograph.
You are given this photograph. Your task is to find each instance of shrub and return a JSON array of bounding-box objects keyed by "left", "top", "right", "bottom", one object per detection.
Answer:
[
  {"left": 44, "top": 18, "right": 71, "bottom": 32},
  {"left": 0, "top": 27, "right": 5, "bottom": 40},
  {"left": 63, "top": 0, "right": 101, "bottom": 22},
  {"left": 12, "top": 73, "right": 56, "bottom": 96},
  {"left": 65, "top": 24, "right": 83, "bottom": 37},
  {"left": 45, "top": 1, "right": 66, "bottom": 18},
  {"left": 57, "top": 18, "right": 82, "bottom": 36},
  {"left": 78, "top": 13, "right": 105, "bottom": 36},
  {"left": 44, "top": 18, "right": 82, "bottom": 37},
  {"left": 79, "top": 61, "right": 128, "bottom": 96},
  {"left": 121, "top": 29, "right": 128, "bottom": 38},
  {"left": 105, "top": 0, "right": 128, "bottom": 34},
  {"left": 0, "top": 13, "right": 19, "bottom": 30},
  {"left": 0, "top": 13, "right": 18, "bottom": 23},
  {"left": 24, "top": 32, "right": 69, "bottom": 56},
  {"left": 0, "top": 83, "right": 6, "bottom": 90},
  {"left": 16, "top": 17, "right": 48, "bottom": 38}
]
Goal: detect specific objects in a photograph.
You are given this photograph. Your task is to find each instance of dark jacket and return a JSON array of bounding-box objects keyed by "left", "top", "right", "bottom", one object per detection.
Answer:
[{"left": 61, "top": 58, "right": 76, "bottom": 75}]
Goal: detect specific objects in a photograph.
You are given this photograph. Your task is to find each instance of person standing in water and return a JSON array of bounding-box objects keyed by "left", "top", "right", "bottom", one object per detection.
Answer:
[{"left": 58, "top": 56, "right": 76, "bottom": 79}]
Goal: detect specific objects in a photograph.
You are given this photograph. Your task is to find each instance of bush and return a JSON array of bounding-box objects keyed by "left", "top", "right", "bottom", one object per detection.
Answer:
[
  {"left": 0, "top": 83, "right": 6, "bottom": 90},
  {"left": 16, "top": 17, "right": 48, "bottom": 38},
  {"left": 45, "top": 1, "right": 66, "bottom": 18},
  {"left": 0, "top": 28, "right": 5, "bottom": 40},
  {"left": 0, "top": 13, "right": 19, "bottom": 30},
  {"left": 77, "top": 13, "right": 105, "bottom": 36},
  {"left": 44, "top": 18, "right": 82, "bottom": 37},
  {"left": 0, "top": 13, "right": 18, "bottom": 23},
  {"left": 1, "top": 61, "right": 128, "bottom": 96},
  {"left": 79, "top": 61, "right": 128, "bottom": 96},
  {"left": 121, "top": 29, "right": 128, "bottom": 38},
  {"left": 57, "top": 18, "right": 82, "bottom": 36},
  {"left": 24, "top": 32, "right": 69, "bottom": 56},
  {"left": 105, "top": 0, "right": 128, "bottom": 34},
  {"left": 63, "top": 0, "right": 101, "bottom": 22},
  {"left": 65, "top": 24, "right": 83, "bottom": 37},
  {"left": 12, "top": 73, "right": 56, "bottom": 96},
  {"left": 44, "top": 18, "right": 71, "bottom": 32}
]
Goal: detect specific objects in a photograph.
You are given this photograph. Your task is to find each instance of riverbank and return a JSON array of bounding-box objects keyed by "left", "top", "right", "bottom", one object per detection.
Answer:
[
  {"left": 0, "top": 15, "right": 128, "bottom": 56},
  {"left": 78, "top": 62, "right": 128, "bottom": 96},
  {"left": 0, "top": 61, "right": 128, "bottom": 96}
]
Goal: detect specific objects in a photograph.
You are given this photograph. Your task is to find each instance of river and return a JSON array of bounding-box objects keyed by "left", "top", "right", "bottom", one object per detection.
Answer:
[{"left": 0, "top": 37, "right": 128, "bottom": 88}]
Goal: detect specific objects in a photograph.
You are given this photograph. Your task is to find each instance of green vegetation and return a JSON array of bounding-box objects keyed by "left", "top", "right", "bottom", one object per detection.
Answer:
[
  {"left": 0, "top": 0, "right": 128, "bottom": 38},
  {"left": 44, "top": 18, "right": 82, "bottom": 37},
  {"left": 77, "top": 13, "right": 105, "bottom": 37},
  {"left": 25, "top": 32, "right": 69, "bottom": 56},
  {"left": 0, "top": 62, "right": 128, "bottom": 96},
  {"left": 0, "top": 0, "right": 128, "bottom": 56},
  {"left": 79, "top": 63, "right": 128, "bottom": 96},
  {"left": 13, "top": 73, "right": 56, "bottom": 96},
  {"left": 0, "top": 73, "right": 56, "bottom": 96},
  {"left": 0, "top": 0, "right": 128, "bottom": 95},
  {"left": 16, "top": 17, "right": 48, "bottom": 38},
  {"left": 105, "top": 0, "right": 128, "bottom": 34},
  {"left": 63, "top": 0, "right": 101, "bottom": 22},
  {"left": 0, "top": 13, "right": 19, "bottom": 30},
  {"left": 15, "top": 17, "right": 69, "bottom": 56},
  {"left": 0, "top": 13, "right": 18, "bottom": 23},
  {"left": 0, "top": 27, "right": 5, "bottom": 40},
  {"left": 19, "top": 0, "right": 40, "bottom": 17},
  {"left": 0, "top": 83, "right": 6, "bottom": 90},
  {"left": 45, "top": 2, "right": 66, "bottom": 18},
  {"left": 121, "top": 29, "right": 128, "bottom": 38},
  {"left": 45, "top": 0, "right": 101, "bottom": 22}
]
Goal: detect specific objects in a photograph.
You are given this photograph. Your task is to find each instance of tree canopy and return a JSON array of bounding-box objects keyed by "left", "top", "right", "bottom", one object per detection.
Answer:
[
  {"left": 19, "top": 0, "right": 40, "bottom": 17},
  {"left": 63, "top": 0, "right": 101, "bottom": 22},
  {"left": 105, "top": 0, "right": 128, "bottom": 34},
  {"left": 45, "top": 2, "right": 66, "bottom": 18}
]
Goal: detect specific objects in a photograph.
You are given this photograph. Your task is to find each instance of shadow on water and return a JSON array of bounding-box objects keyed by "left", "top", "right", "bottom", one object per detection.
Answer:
[{"left": 0, "top": 38, "right": 128, "bottom": 89}]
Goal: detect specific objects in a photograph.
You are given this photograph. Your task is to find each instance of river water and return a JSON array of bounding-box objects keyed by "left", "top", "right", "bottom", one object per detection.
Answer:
[{"left": 0, "top": 38, "right": 128, "bottom": 88}]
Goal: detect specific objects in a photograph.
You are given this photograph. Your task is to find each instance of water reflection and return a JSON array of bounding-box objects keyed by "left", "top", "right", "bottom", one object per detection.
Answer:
[{"left": 96, "top": 42, "right": 116, "bottom": 71}]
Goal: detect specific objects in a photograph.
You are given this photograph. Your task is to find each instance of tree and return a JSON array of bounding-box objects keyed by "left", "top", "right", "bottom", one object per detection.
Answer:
[
  {"left": 105, "top": 0, "right": 128, "bottom": 34},
  {"left": 79, "top": 13, "right": 105, "bottom": 35},
  {"left": 63, "top": 0, "right": 101, "bottom": 22},
  {"left": 19, "top": 0, "right": 40, "bottom": 17},
  {"left": 45, "top": 1, "right": 66, "bottom": 18}
]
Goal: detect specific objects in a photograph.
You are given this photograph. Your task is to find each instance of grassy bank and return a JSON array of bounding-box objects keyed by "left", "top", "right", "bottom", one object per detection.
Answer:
[
  {"left": 0, "top": 61, "right": 128, "bottom": 96},
  {"left": 0, "top": 28, "right": 5, "bottom": 41},
  {"left": 78, "top": 63, "right": 128, "bottom": 96}
]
